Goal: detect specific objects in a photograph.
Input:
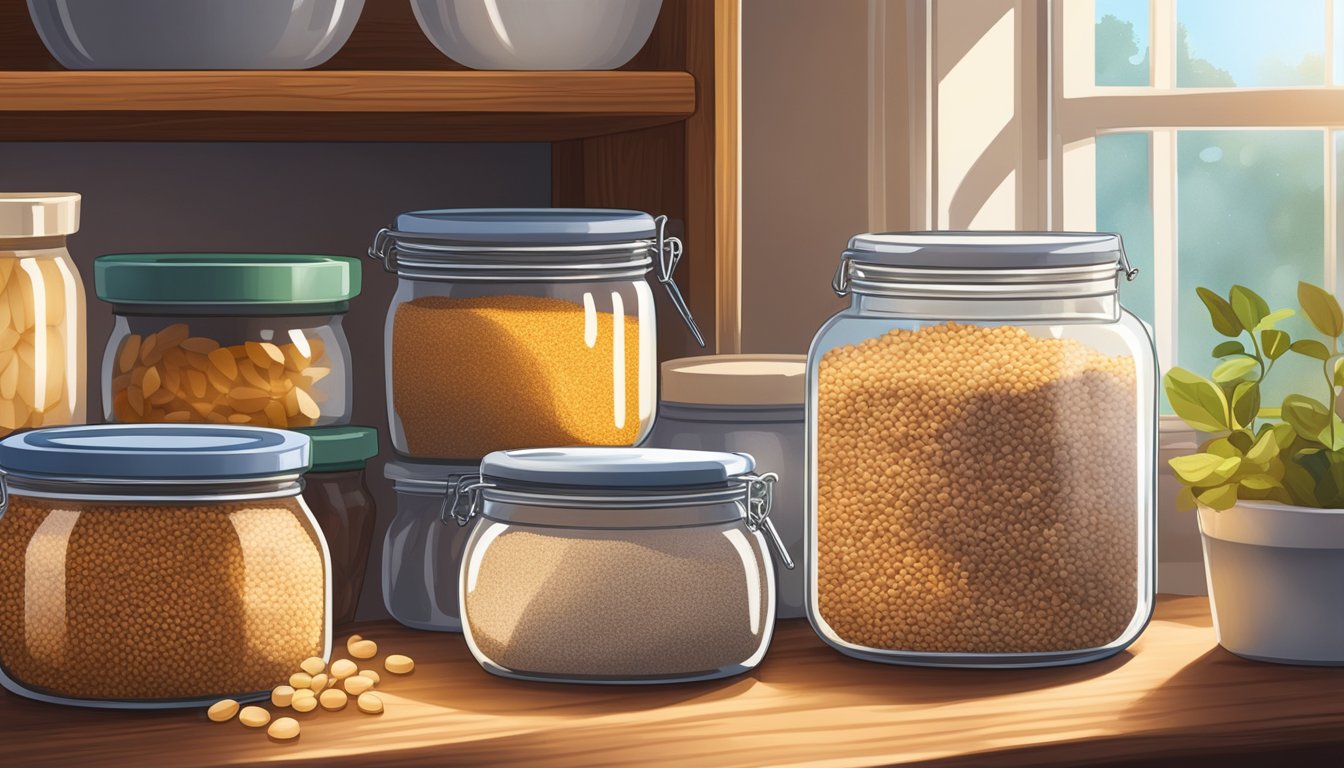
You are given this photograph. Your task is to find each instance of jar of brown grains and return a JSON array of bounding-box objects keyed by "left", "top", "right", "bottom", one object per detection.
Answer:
[
  {"left": 368, "top": 209, "right": 704, "bottom": 460},
  {"left": 0, "top": 424, "right": 329, "bottom": 707},
  {"left": 451, "top": 447, "right": 791, "bottom": 684},
  {"left": 806, "top": 232, "right": 1157, "bottom": 667}
]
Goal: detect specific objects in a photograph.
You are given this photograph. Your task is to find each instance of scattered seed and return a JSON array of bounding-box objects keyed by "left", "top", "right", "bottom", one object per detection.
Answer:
[
  {"left": 207, "top": 699, "right": 239, "bottom": 722},
  {"left": 268, "top": 717, "right": 300, "bottom": 741},
  {"left": 347, "top": 638, "right": 377, "bottom": 660},
  {"left": 299, "top": 657, "right": 325, "bottom": 676},
  {"left": 356, "top": 692, "right": 383, "bottom": 715},
  {"left": 384, "top": 655, "right": 414, "bottom": 675},
  {"left": 239, "top": 706, "right": 270, "bottom": 728},
  {"left": 319, "top": 688, "right": 348, "bottom": 711}
]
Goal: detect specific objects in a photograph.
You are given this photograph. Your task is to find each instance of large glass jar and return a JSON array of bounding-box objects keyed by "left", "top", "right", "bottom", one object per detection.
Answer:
[
  {"left": 807, "top": 232, "right": 1157, "bottom": 668},
  {"left": 451, "top": 447, "right": 789, "bottom": 684},
  {"left": 381, "top": 459, "right": 479, "bottom": 632},
  {"left": 0, "top": 193, "right": 86, "bottom": 434},
  {"left": 298, "top": 426, "right": 378, "bottom": 628},
  {"left": 94, "top": 253, "right": 358, "bottom": 428},
  {"left": 369, "top": 209, "right": 703, "bottom": 460},
  {"left": 645, "top": 355, "right": 807, "bottom": 619},
  {"left": 0, "top": 424, "right": 328, "bottom": 708}
]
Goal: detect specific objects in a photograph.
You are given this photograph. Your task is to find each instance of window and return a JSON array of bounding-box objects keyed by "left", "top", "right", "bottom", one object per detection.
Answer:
[{"left": 1054, "top": 0, "right": 1344, "bottom": 414}]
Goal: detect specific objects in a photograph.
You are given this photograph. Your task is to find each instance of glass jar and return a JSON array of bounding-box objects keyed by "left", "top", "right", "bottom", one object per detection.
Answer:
[
  {"left": 299, "top": 426, "right": 378, "bottom": 627},
  {"left": 381, "top": 459, "right": 480, "bottom": 632},
  {"left": 94, "top": 253, "right": 359, "bottom": 428},
  {"left": 645, "top": 355, "right": 807, "bottom": 619},
  {"left": 0, "top": 193, "right": 87, "bottom": 434},
  {"left": 0, "top": 424, "right": 328, "bottom": 708},
  {"left": 368, "top": 209, "right": 703, "bottom": 460},
  {"left": 807, "top": 232, "right": 1157, "bottom": 668},
  {"left": 451, "top": 447, "right": 790, "bottom": 684}
]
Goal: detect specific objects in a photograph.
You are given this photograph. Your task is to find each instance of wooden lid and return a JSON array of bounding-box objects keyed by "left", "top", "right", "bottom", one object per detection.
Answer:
[{"left": 660, "top": 354, "right": 807, "bottom": 407}]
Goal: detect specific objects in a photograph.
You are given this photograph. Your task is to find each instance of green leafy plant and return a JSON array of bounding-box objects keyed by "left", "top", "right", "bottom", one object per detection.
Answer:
[{"left": 1165, "top": 282, "right": 1344, "bottom": 510}]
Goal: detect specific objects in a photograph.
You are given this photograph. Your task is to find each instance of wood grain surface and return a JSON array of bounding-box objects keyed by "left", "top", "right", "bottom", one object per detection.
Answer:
[
  {"left": 0, "top": 71, "right": 696, "bottom": 142},
  {"left": 0, "top": 596, "right": 1340, "bottom": 768}
]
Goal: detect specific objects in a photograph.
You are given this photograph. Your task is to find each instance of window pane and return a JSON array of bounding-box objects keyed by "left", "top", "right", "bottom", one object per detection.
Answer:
[
  {"left": 1177, "top": 0, "right": 1325, "bottom": 87},
  {"left": 1336, "top": 0, "right": 1344, "bottom": 84},
  {"left": 1096, "top": 0, "right": 1150, "bottom": 86},
  {"left": 1177, "top": 130, "right": 1325, "bottom": 411},
  {"left": 1097, "top": 133, "right": 1154, "bottom": 325}
]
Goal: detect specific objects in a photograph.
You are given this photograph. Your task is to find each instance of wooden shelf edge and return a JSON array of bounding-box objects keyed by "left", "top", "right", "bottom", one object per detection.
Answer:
[{"left": 0, "top": 70, "right": 697, "bottom": 116}]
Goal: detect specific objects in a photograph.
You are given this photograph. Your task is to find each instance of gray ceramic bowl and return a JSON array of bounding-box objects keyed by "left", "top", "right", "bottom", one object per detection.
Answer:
[
  {"left": 411, "top": 0, "right": 662, "bottom": 70},
  {"left": 27, "top": 0, "right": 366, "bottom": 70}
]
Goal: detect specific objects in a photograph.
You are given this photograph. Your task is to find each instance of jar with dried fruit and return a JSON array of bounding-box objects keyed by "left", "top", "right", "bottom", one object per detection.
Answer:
[
  {"left": 0, "top": 193, "right": 87, "bottom": 435},
  {"left": 807, "top": 232, "right": 1158, "bottom": 667},
  {"left": 0, "top": 424, "right": 329, "bottom": 708},
  {"left": 368, "top": 209, "right": 703, "bottom": 460},
  {"left": 94, "top": 254, "right": 358, "bottom": 428}
]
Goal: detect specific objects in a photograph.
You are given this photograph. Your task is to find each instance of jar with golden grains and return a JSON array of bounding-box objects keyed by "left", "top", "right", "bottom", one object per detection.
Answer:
[
  {"left": 0, "top": 193, "right": 87, "bottom": 435},
  {"left": 94, "top": 253, "right": 358, "bottom": 428},
  {"left": 807, "top": 232, "right": 1157, "bottom": 667},
  {"left": 368, "top": 209, "right": 704, "bottom": 460},
  {"left": 0, "top": 424, "right": 329, "bottom": 708}
]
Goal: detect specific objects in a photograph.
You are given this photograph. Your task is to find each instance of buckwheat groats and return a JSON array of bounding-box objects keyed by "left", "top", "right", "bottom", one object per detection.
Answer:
[
  {"left": 0, "top": 495, "right": 327, "bottom": 702},
  {"left": 108, "top": 323, "right": 331, "bottom": 428},
  {"left": 464, "top": 526, "right": 770, "bottom": 680},
  {"left": 815, "top": 322, "right": 1138, "bottom": 654},
  {"left": 391, "top": 294, "right": 644, "bottom": 458}
]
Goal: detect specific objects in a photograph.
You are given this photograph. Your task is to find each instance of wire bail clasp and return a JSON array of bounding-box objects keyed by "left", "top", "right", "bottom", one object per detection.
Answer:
[
  {"left": 743, "top": 472, "right": 794, "bottom": 570},
  {"left": 655, "top": 215, "right": 707, "bottom": 348},
  {"left": 441, "top": 475, "right": 492, "bottom": 527},
  {"left": 368, "top": 228, "right": 400, "bottom": 274},
  {"left": 832, "top": 255, "right": 853, "bottom": 296},
  {"left": 1116, "top": 234, "right": 1139, "bottom": 282}
]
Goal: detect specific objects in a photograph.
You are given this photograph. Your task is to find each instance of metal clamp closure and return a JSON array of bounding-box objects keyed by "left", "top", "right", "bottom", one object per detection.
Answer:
[
  {"left": 368, "top": 228, "right": 399, "bottom": 274},
  {"left": 655, "top": 215, "right": 707, "bottom": 348},
  {"left": 832, "top": 255, "right": 853, "bottom": 297},
  {"left": 1116, "top": 235, "right": 1139, "bottom": 282},
  {"left": 742, "top": 472, "right": 794, "bottom": 570},
  {"left": 441, "top": 475, "right": 493, "bottom": 527},
  {"left": 0, "top": 474, "right": 8, "bottom": 520}
]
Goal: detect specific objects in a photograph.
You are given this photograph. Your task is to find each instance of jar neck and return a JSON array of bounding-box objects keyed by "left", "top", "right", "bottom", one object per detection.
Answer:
[
  {"left": 2, "top": 475, "right": 303, "bottom": 504},
  {"left": 0, "top": 235, "right": 68, "bottom": 251},
  {"left": 480, "top": 483, "right": 750, "bottom": 529},
  {"left": 657, "top": 401, "right": 804, "bottom": 424},
  {"left": 851, "top": 292, "right": 1120, "bottom": 322}
]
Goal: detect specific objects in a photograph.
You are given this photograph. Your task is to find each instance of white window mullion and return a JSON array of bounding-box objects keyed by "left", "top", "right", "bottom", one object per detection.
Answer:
[
  {"left": 1152, "top": 128, "right": 1177, "bottom": 372},
  {"left": 1327, "top": 129, "right": 1338, "bottom": 297},
  {"left": 1150, "top": 0, "right": 1174, "bottom": 89}
]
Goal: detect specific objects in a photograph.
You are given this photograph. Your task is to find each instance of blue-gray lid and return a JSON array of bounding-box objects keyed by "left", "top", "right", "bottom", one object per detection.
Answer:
[
  {"left": 480, "top": 447, "right": 756, "bottom": 489},
  {"left": 844, "top": 231, "right": 1124, "bottom": 269},
  {"left": 393, "top": 208, "right": 657, "bottom": 245},
  {"left": 0, "top": 425, "right": 311, "bottom": 482}
]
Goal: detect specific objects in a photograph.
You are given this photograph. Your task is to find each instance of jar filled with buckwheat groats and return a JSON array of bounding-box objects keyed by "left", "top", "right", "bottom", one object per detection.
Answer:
[
  {"left": 806, "top": 232, "right": 1157, "bottom": 667},
  {"left": 368, "top": 209, "right": 704, "bottom": 460},
  {"left": 0, "top": 424, "right": 329, "bottom": 708},
  {"left": 94, "top": 253, "right": 359, "bottom": 428}
]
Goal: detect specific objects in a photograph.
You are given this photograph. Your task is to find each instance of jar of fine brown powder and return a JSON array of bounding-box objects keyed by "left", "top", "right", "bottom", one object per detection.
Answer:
[{"left": 451, "top": 447, "right": 792, "bottom": 684}]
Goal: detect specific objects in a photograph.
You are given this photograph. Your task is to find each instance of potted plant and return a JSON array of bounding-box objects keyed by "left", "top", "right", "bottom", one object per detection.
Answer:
[{"left": 1165, "top": 282, "right": 1344, "bottom": 665}]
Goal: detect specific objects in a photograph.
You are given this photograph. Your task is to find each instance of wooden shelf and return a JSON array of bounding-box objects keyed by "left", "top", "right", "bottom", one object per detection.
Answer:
[
  {"left": 1, "top": 596, "right": 1341, "bottom": 767},
  {"left": 0, "top": 71, "right": 697, "bottom": 141}
]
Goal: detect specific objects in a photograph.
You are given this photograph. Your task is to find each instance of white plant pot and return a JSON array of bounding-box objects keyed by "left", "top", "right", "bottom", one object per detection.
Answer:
[{"left": 1199, "top": 501, "right": 1344, "bottom": 665}]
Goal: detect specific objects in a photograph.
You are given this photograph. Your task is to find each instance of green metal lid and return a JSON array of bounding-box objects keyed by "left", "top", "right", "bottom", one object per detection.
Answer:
[
  {"left": 94, "top": 253, "right": 361, "bottom": 307},
  {"left": 298, "top": 426, "right": 379, "bottom": 472}
]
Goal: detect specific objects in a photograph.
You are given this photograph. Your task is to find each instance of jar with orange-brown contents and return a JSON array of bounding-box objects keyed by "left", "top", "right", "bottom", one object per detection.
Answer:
[
  {"left": 94, "top": 254, "right": 358, "bottom": 428},
  {"left": 0, "top": 424, "right": 328, "bottom": 709},
  {"left": 368, "top": 209, "right": 704, "bottom": 460},
  {"left": 807, "top": 232, "right": 1158, "bottom": 668}
]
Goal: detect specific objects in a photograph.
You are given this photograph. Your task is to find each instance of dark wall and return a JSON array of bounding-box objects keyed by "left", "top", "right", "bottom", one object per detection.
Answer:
[{"left": 0, "top": 141, "right": 551, "bottom": 620}]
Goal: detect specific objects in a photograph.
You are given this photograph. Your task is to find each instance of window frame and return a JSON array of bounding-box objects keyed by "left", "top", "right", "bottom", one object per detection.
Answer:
[{"left": 1051, "top": 0, "right": 1344, "bottom": 390}]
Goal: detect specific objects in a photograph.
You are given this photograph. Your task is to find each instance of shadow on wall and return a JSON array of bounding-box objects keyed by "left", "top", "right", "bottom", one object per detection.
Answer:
[{"left": 0, "top": 140, "right": 552, "bottom": 622}]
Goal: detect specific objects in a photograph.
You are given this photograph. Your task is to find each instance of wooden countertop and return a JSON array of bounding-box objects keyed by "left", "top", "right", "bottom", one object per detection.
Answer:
[{"left": 1, "top": 596, "right": 1341, "bottom": 767}]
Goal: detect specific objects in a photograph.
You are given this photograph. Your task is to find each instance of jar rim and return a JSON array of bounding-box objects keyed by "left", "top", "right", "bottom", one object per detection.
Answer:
[{"left": 480, "top": 484, "right": 749, "bottom": 529}]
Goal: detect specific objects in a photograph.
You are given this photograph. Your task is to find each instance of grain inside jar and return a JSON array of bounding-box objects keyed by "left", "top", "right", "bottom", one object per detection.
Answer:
[
  {"left": 0, "top": 252, "right": 83, "bottom": 433},
  {"left": 109, "top": 323, "right": 331, "bottom": 428},
  {"left": 815, "top": 322, "right": 1138, "bottom": 654},
  {"left": 0, "top": 496, "right": 327, "bottom": 701},
  {"left": 392, "top": 295, "right": 645, "bottom": 458}
]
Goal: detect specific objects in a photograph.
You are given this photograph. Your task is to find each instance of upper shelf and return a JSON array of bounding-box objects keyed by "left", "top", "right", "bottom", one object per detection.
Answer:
[{"left": 0, "top": 70, "right": 698, "bottom": 142}]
